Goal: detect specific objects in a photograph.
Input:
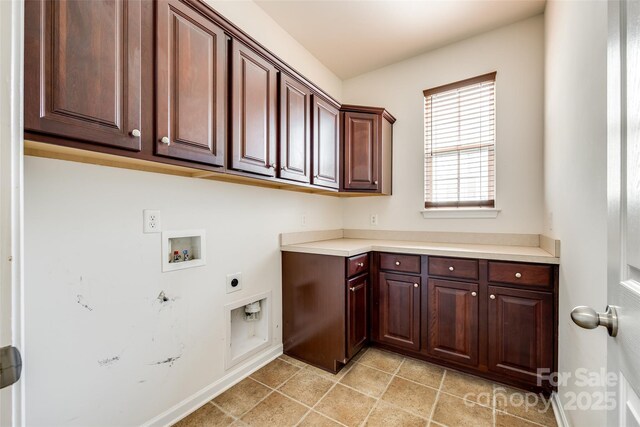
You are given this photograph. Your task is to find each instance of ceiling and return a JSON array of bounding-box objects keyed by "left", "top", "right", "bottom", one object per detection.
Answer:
[{"left": 254, "top": 0, "right": 546, "bottom": 79}]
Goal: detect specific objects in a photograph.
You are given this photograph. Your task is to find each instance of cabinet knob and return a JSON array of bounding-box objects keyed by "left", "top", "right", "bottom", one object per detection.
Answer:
[
  {"left": 350, "top": 287, "right": 356, "bottom": 292},
  {"left": 160, "top": 136, "right": 170, "bottom": 145},
  {"left": 314, "top": 174, "right": 319, "bottom": 179},
  {"left": 130, "top": 129, "right": 141, "bottom": 137},
  {"left": 357, "top": 262, "right": 364, "bottom": 267},
  {"left": 490, "top": 294, "right": 496, "bottom": 300},
  {"left": 395, "top": 261, "right": 401, "bottom": 266},
  {"left": 270, "top": 163, "right": 276, "bottom": 169},
  {"left": 374, "top": 180, "right": 378, "bottom": 185},
  {"left": 413, "top": 283, "right": 419, "bottom": 288},
  {"left": 471, "top": 291, "right": 477, "bottom": 297},
  {"left": 515, "top": 272, "right": 522, "bottom": 278},
  {"left": 449, "top": 266, "right": 454, "bottom": 271}
]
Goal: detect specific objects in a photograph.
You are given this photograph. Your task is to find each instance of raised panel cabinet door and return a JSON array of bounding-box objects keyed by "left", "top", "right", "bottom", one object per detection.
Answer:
[
  {"left": 156, "top": 0, "right": 226, "bottom": 166},
  {"left": 343, "top": 111, "right": 379, "bottom": 190},
  {"left": 378, "top": 272, "right": 420, "bottom": 351},
  {"left": 278, "top": 74, "right": 311, "bottom": 183},
  {"left": 347, "top": 274, "right": 369, "bottom": 359},
  {"left": 427, "top": 279, "right": 479, "bottom": 367},
  {"left": 24, "top": 0, "right": 142, "bottom": 151},
  {"left": 487, "top": 286, "right": 554, "bottom": 384},
  {"left": 312, "top": 96, "right": 340, "bottom": 189},
  {"left": 231, "top": 41, "right": 278, "bottom": 176}
]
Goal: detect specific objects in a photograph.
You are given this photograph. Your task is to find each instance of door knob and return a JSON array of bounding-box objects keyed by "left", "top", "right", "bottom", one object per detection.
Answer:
[{"left": 571, "top": 305, "right": 618, "bottom": 337}]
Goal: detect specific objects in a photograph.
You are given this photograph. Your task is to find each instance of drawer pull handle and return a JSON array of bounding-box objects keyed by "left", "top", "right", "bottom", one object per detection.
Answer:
[
  {"left": 395, "top": 261, "right": 401, "bottom": 266},
  {"left": 490, "top": 294, "right": 496, "bottom": 300},
  {"left": 357, "top": 262, "right": 364, "bottom": 267},
  {"left": 471, "top": 291, "right": 477, "bottom": 297},
  {"left": 515, "top": 272, "right": 522, "bottom": 278},
  {"left": 413, "top": 283, "right": 419, "bottom": 288},
  {"left": 449, "top": 266, "right": 454, "bottom": 271}
]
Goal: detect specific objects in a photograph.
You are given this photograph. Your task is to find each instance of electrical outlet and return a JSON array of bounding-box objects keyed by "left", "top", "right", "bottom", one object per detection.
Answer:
[
  {"left": 370, "top": 214, "right": 378, "bottom": 226},
  {"left": 143, "top": 210, "right": 161, "bottom": 233},
  {"left": 226, "top": 272, "right": 242, "bottom": 294}
]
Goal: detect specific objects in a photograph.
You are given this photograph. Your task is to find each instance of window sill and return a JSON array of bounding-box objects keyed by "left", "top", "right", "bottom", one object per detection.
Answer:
[{"left": 421, "top": 208, "right": 501, "bottom": 219}]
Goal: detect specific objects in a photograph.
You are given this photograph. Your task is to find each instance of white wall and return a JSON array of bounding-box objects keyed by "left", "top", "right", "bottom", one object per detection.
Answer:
[
  {"left": 207, "top": 0, "right": 342, "bottom": 101},
  {"left": 341, "top": 16, "right": 545, "bottom": 234},
  {"left": 22, "top": 2, "right": 344, "bottom": 425},
  {"left": 24, "top": 158, "right": 342, "bottom": 426},
  {"left": 544, "top": 1, "right": 608, "bottom": 426}
]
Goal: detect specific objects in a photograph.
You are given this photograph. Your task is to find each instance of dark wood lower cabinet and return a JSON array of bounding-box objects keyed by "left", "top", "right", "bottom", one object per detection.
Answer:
[
  {"left": 427, "top": 278, "right": 479, "bottom": 367},
  {"left": 378, "top": 272, "right": 421, "bottom": 351},
  {"left": 347, "top": 274, "right": 368, "bottom": 359},
  {"left": 487, "top": 286, "right": 554, "bottom": 384}
]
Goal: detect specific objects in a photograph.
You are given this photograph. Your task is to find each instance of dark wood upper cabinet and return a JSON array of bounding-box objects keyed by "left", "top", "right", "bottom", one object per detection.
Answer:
[
  {"left": 231, "top": 41, "right": 278, "bottom": 177},
  {"left": 378, "top": 272, "right": 421, "bottom": 351},
  {"left": 488, "top": 286, "right": 554, "bottom": 384},
  {"left": 427, "top": 278, "right": 479, "bottom": 367},
  {"left": 155, "top": 0, "right": 226, "bottom": 166},
  {"left": 278, "top": 74, "right": 311, "bottom": 183},
  {"left": 347, "top": 274, "right": 369, "bottom": 359},
  {"left": 341, "top": 105, "right": 395, "bottom": 194},
  {"left": 24, "top": 0, "right": 143, "bottom": 151},
  {"left": 312, "top": 96, "right": 340, "bottom": 189}
]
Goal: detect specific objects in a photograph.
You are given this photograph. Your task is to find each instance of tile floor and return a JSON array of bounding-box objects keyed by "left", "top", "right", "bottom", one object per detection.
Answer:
[{"left": 174, "top": 348, "right": 558, "bottom": 427}]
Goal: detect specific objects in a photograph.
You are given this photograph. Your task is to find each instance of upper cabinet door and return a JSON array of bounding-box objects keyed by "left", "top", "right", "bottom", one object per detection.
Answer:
[
  {"left": 231, "top": 41, "right": 278, "bottom": 177},
  {"left": 156, "top": 0, "right": 226, "bottom": 166},
  {"left": 24, "top": 0, "right": 143, "bottom": 151},
  {"left": 343, "top": 111, "right": 380, "bottom": 191},
  {"left": 279, "top": 74, "right": 311, "bottom": 183},
  {"left": 312, "top": 96, "right": 340, "bottom": 189}
]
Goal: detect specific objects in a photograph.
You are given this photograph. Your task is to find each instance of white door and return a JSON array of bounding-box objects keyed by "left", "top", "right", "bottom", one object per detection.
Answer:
[
  {"left": 0, "top": 0, "right": 24, "bottom": 425},
  {"left": 607, "top": 0, "right": 640, "bottom": 425}
]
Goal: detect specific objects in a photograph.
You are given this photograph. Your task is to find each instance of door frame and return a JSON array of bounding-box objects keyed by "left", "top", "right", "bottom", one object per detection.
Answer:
[{"left": 0, "top": 0, "right": 25, "bottom": 425}]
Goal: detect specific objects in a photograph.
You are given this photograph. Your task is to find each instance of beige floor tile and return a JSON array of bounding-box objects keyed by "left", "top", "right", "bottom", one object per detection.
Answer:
[
  {"left": 340, "top": 363, "right": 392, "bottom": 397},
  {"left": 365, "top": 400, "right": 426, "bottom": 427},
  {"left": 397, "top": 358, "right": 445, "bottom": 389},
  {"left": 278, "top": 354, "right": 307, "bottom": 368},
  {"left": 250, "top": 359, "right": 301, "bottom": 388},
  {"left": 240, "top": 392, "right": 307, "bottom": 427},
  {"left": 315, "top": 384, "right": 376, "bottom": 427},
  {"left": 431, "top": 393, "right": 493, "bottom": 427},
  {"left": 441, "top": 370, "right": 494, "bottom": 406},
  {"left": 358, "top": 348, "right": 404, "bottom": 373},
  {"left": 173, "top": 403, "right": 234, "bottom": 427},
  {"left": 494, "top": 386, "right": 557, "bottom": 426},
  {"left": 496, "top": 411, "right": 546, "bottom": 427},
  {"left": 213, "top": 378, "right": 271, "bottom": 417},
  {"left": 279, "top": 370, "right": 334, "bottom": 406},
  {"left": 380, "top": 377, "right": 437, "bottom": 418},
  {"left": 302, "top": 364, "right": 348, "bottom": 382},
  {"left": 298, "top": 411, "right": 343, "bottom": 427},
  {"left": 351, "top": 347, "right": 368, "bottom": 362}
]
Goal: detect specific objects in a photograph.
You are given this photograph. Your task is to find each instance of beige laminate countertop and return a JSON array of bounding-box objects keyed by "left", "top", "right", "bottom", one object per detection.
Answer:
[{"left": 280, "top": 238, "right": 559, "bottom": 264}]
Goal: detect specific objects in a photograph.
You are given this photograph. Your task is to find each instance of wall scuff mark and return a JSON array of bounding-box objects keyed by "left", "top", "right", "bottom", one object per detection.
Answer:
[
  {"left": 97, "top": 356, "right": 120, "bottom": 367},
  {"left": 151, "top": 355, "right": 181, "bottom": 367},
  {"left": 76, "top": 294, "right": 93, "bottom": 311}
]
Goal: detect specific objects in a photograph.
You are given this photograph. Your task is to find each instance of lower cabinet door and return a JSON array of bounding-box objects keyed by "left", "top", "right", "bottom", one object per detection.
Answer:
[
  {"left": 488, "top": 286, "right": 554, "bottom": 384},
  {"left": 427, "top": 278, "right": 479, "bottom": 367},
  {"left": 346, "top": 274, "right": 368, "bottom": 358},
  {"left": 378, "top": 272, "right": 420, "bottom": 351}
]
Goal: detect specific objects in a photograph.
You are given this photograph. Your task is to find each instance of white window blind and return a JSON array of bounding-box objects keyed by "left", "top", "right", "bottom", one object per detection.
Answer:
[{"left": 424, "top": 72, "right": 496, "bottom": 208}]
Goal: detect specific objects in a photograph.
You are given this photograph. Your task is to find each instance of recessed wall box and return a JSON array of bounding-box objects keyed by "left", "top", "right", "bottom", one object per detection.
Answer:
[{"left": 161, "top": 230, "right": 206, "bottom": 272}]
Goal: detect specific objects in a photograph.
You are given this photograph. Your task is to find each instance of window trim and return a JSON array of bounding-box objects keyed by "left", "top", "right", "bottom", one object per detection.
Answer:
[{"left": 423, "top": 71, "right": 497, "bottom": 211}]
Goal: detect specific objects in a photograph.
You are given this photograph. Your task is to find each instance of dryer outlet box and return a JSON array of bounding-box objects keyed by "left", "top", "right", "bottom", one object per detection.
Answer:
[{"left": 226, "top": 273, "right": 242, "bottom": 293}]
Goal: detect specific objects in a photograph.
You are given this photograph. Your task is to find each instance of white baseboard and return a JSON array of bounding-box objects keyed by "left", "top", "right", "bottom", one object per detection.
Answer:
[
  {"left": 142, "top": 344, "right": 283, "bottom": 427},
  {"left": 551, "top": 391, "right": 570, "bottom": 427}
]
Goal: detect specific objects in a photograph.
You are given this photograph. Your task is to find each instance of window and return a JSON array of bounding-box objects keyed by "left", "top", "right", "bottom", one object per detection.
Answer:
[{"left": 424, "top": 72, "right": 496, "bottom": 209}]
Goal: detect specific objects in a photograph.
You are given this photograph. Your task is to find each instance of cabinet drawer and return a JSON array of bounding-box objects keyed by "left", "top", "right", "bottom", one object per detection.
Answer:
[
  {"left": 428, "top": 257, "right": 479, "bottom": 280},
  {"left": 488, "top": 262, "right": 553, "bottom": 289},
  {"left": 379, "top": 253, "right": 421, "bottom": 274},
  {"left": 347, "top": 254, "right": 369, "bottom": 278}
]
